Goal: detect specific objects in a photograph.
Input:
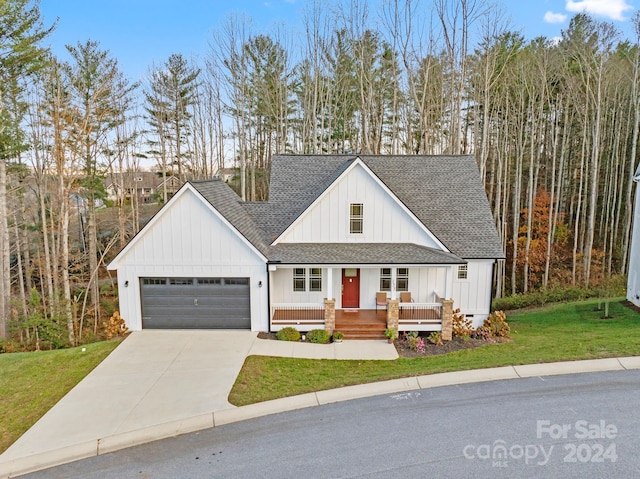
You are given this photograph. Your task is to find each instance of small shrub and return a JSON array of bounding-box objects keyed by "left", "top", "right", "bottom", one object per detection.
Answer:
[
  {"left": 484, "top": 310, "right": 510, "bottom": 338},
  {"left": 427, "top": 331, "right": 443, "bottom": 346},
  {"left": 0, "top": 339, "right": 17, "bottom": 354},
  {"left": 452, "top": 308, "right": 473, "bottom": 340},
  {"left": 414, "top": 337, "right": 426, "bottom": 353},
  {"left": 403, "top": 332, "right": 426, "bottom": 353},
  {"left": 333, "top": 331, "right": 344, "bottom": 341},
  {"left": 276, "top": 327, "right": 301, "bottom": 342},
  {"left": 102, "top": 311, "right": 129, "bottom": 340},
  {"left": 471, "top": 326, "right": 492, "bottom": 341},
  {"left": 307, "top": 329, "right": 330, "bottom": 344},
  {"left": 384, "top": 328, "right": 398, "bottom": 341}
]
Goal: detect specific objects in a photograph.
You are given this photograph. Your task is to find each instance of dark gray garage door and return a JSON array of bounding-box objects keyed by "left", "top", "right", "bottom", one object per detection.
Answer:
[{"left": 140, "top": 277, "right": 251, "bottom": 329}]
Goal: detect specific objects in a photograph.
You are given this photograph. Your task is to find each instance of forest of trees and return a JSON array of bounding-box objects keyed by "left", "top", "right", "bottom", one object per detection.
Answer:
[{"left": 0, "top": 0, "right": 638, "bottom": 346}]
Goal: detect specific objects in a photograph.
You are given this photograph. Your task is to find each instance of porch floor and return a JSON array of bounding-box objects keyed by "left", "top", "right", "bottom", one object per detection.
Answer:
[{"left": 335, "top": 309, "right": 387, "bottom": 340}]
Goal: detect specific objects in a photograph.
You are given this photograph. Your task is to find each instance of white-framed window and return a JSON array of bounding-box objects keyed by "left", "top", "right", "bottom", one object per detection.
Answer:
[
  {"left": 309, "top": 268, "right": 322, "bottom": 291},
  {"left": 458, "top": 264, "right": 468, "bottom": 280},
  {"left": 293, "top": 268, "right": 306, "bottom": 291},
  {"left": 293, "top": 268, "right": 323, "bottom": 292},
  {"left": 397, "top": 268, "right": 409, "bottom": 291},
  {"left": 380, "top": 268, "right": 409, "bottom": 291},
  {"left": 380, "top": 268, "right": 391, "bottom": 291},
  {"left": 350, "top": 203, "right": 363, "bottom": 234}
]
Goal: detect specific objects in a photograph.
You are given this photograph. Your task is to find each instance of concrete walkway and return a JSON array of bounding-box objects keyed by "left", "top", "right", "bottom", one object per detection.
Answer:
[
  {"left": 1, "top": 331, "right": 639, "bottom": 478},
  {"left": 248, "top": 335, "right": 398, "bottom": 360}
]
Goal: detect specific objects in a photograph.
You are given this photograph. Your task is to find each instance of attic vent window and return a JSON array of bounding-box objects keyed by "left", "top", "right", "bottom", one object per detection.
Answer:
[{"left": 350, "top": 203, "right": 363, "bottom": 234}]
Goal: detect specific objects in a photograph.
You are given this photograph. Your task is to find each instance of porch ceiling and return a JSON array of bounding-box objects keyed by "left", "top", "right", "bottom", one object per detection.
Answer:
[{"left": 266, "top": 242, "right": 464, "bottom": 265}]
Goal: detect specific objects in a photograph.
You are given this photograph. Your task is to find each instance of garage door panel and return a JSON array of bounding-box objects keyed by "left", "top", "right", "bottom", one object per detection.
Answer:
[{"left": 140, "top": 277, "right": 251, "bottom": 329}]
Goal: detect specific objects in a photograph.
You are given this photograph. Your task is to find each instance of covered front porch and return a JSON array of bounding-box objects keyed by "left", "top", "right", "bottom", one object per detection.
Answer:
[
  {"left": 271, "top": 306, "right": 446, "bottom": 339},
  {"left": 268, "top": 264, "right": 455, "bottom": 339}
]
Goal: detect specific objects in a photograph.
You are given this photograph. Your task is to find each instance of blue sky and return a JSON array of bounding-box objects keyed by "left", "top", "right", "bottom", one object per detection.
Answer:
[{"left": 39, "top": 0, "right": 638, "bottom": 81}]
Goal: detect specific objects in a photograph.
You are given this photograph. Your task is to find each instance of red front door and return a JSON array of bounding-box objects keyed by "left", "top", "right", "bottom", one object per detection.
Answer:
[{"left": 342, "top": 268, "right": 360, "bottom": 308}]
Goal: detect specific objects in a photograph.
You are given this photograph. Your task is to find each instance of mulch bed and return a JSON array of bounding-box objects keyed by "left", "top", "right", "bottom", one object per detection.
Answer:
[
  {"left": 258, "top": 331, "right": 505, "bottom": 358},
  {"left": 393, "top": 337, "right": 499, "bottom": 358},
  {"left": 622, "top": 300, "right": 640, "bottom": 315},
  {"left": 257, "top": 332, "right": 278, "bottom": 340}
]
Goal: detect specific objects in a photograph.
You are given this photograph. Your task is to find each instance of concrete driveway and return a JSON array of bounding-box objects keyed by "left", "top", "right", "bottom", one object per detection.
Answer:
[
  {"left": 0, "top": 330, "right": 400, "bottom": 477},
  {"left": 1, "top": 330, "right": 258, "bottom": 463}
]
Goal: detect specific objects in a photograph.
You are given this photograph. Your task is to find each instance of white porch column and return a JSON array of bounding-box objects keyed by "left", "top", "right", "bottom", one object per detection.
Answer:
[
  {"left": 391, "top": 267, "right": 397, "bottom": 300},
  {"left": 445, "top": 265, "right": 453, "bottom": 298},
  {"left": 268, "top": 264, "right": 277, "bottom": 326},
  {"left": 326, "top": 267, "right": 333, "bottom": 299}
]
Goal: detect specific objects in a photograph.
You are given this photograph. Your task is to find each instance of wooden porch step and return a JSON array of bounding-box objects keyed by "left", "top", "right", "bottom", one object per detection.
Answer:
[
  {"left": 333, "top": 309, "right": 387, "bottom": 340},
  {"left": 336, "top": 324, "right": 387, "bottom": 340},
  {"left": 341, "top": 331, "right": 387, "bottom": 340},
  {"left": 335, "top": 322, "right": 386, "bottom": 329}
]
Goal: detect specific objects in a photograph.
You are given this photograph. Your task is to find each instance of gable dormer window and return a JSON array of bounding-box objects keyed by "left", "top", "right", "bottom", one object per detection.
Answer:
[
  {"left": 457, "top": 264, "right": 468, "bottom": 279},
  {"left": 350, "top": 203, "right": 363, "bottom": 234}
]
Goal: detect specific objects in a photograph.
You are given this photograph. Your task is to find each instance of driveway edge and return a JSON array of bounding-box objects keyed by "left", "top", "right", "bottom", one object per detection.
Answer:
[{"left": 1, "top": 356, "right": 638, "bottom": 478}]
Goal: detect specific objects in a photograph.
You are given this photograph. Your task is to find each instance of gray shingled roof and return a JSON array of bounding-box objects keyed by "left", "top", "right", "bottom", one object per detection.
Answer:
[
  {"left": 267, "top": 243, "right": 464, "bottom": 264},
  {"left": 190, "top": 180, "right": 269, "bottom": 254},
  {"left": 191, "top": 154, "right": 505, "bottom": 262},
  {"left": 269, "top": 155, "right": 504, "bottom": 259}
]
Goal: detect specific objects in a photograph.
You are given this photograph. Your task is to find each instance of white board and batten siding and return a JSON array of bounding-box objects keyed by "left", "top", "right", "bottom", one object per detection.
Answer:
[
  {"left": 270, "top": 268, "right": 326, "bottom": 304},
  {"left": 272, "top": 266, "right": 450, "bottom": 310},
  {"left": 452, "top": 259, "right": 494, "bottom": 327},
  {"left": 277, "top": 162, "right": 442, "bottom": 249},
  {"left": 109, "top": 187, "right": 269, "bottom": 331}
]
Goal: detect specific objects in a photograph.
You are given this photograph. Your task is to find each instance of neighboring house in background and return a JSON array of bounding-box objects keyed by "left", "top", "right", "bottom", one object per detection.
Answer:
[
  {"left": 108, "top": 155, "right": 505, "bottom": 339},
  {"left": 627, "top": 164, "right": 640, "bottom": 307},
  {"left": 216, "top": 167, "right": 238, "bottom": 183},
  {"left": 104, "top": 172, "right": 182, "bottom": 204}
]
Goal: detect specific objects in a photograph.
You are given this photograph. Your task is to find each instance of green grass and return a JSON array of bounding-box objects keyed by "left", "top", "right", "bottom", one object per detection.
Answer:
[
  {"left": 229, "top": 299, "right": 640, "bottom": 406},
  {"left": 0, "top": 340, "right": 121, "bottom": 454}
]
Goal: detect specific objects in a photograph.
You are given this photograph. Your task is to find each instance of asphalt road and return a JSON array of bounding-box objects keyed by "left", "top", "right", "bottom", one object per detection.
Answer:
[{"left": 24, "top": 370, "right": 640, "bottom": 478}]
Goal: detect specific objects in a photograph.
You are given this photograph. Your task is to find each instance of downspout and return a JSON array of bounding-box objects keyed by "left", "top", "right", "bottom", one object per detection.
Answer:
[
  {"left": 266, "top": 263, "right": 272, "bottom": 332},
  {"left": 490, "top": 260, "right": 497, "bottom": 313}
]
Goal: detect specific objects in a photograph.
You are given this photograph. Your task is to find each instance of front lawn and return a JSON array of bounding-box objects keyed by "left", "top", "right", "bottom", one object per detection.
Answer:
[
  {"left": 0, "top": 340, "right": 121, "bottom": 454},
  {"left": 229, "top": 299, "right": 640, "bottom": 406}
]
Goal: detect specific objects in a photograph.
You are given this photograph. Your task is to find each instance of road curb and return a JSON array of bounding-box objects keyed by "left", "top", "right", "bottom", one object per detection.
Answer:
[{"left": 2, "top": 356, "right": 639, "bottom": 478}]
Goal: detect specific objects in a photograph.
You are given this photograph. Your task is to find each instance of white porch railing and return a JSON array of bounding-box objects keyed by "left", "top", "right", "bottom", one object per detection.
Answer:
[
  {"left": 271, "top": 303, "right": 325, "bottom": 331},
  {"left": 398, "top": 302, "right": 442, "bottom": 331}
]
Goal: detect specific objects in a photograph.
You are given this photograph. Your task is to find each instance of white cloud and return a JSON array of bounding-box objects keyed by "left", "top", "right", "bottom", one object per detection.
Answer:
[
  {"left": 566, "top": 0, "right": 634, "bottom": 21},
  {"left": 544, "top": 11, "right": 568, "bottom": 23}
]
